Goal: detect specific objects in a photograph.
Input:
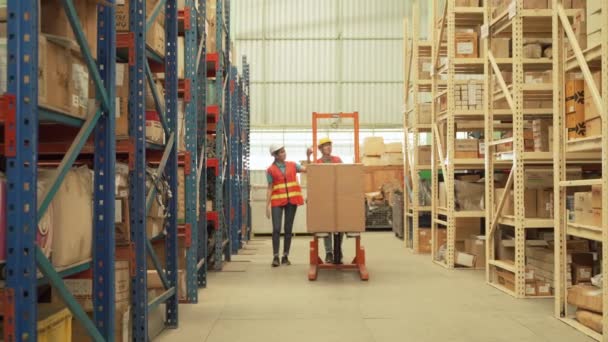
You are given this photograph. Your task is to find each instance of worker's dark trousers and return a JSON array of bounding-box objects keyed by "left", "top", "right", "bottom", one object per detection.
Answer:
[{"left": 271, "top": 204, "right": 297, "bottom": 257}]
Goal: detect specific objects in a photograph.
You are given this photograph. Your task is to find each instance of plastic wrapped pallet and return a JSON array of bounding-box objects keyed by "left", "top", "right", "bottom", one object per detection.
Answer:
[
  {"left": 568, "top": 285, "right": 603, "bottom": 313},
  {"left": 454, "top": 179, "right": 485, "bottom": 211},
  {"left": 43, "top": 166, "right": 93, "bottom": 268}
]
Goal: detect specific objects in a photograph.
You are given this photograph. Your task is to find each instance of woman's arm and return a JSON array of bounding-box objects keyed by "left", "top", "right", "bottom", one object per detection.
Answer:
[{"left": 266, "top": 184, "right": 273, "bottom": 219}]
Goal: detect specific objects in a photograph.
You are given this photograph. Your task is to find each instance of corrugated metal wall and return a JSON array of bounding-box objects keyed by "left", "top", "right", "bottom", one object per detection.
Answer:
[{"left": 233, "top": 0, "right": 425, "bottom": 128}]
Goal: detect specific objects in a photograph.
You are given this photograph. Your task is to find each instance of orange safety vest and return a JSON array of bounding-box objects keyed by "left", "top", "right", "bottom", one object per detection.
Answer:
[
  {"left": 315, "top": 155, "right": 342, "bottom": 164},
  {"left": 268, "top": 162, "right": 304, "bottom": 207}
]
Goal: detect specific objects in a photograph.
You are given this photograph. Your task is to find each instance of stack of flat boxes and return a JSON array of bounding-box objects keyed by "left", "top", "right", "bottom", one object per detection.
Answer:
[{"left": 454, "top": 82, "right": 483, "bottom": 110}]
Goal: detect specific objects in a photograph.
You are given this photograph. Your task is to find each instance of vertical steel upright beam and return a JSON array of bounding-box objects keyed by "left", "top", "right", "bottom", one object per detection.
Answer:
[
  {"left": 511, "top": 0, "right": 526, "bottom": 298},
  {"left": 164, "top": 0, "right": 180, "bottom": 328},
  {"left": 197, "top": 0, "right": 208, "bottom": 287},
  {"left": 129, "top": 0, "right": 148, "bottom": 338},
  {"left": 5, "top": 0, "right": 38, "bottom": 339},
  {"left": 183, "top": 0, "right": 199, "bottom": 303},
  {"left": 483, "top": 2, "right": 495, "bottom": 285},
  {"left": 601, "top": 0, "right": 608, "bottom": 335},
  {"left": 93, "top": 1, "right": 116, "bottom": 339},
  {"left": 445, "top": 0, "right": 456, "bottom": 268},
  {"left": 430, "top": 0, "right": 439, "bottom": 262}
]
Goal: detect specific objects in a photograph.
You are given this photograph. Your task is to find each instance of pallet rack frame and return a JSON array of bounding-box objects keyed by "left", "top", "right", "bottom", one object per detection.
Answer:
[
  {"left": 483, "top": 0, "right": 582, "bottom": 299},
  {"left": 241, "top": 56, "right": 252, "bottom": 242},
  {"left": 552, "top": 0, "right": 608, "bottom": 339},
  {"left": 2, "top": 0, "right": 183, "bottom": 339},
  {"left": 404, "top": 2, "right": 433, "bottom": 253},
  {"left": 431, "top": 0, "right": 487, "bottom": 269}
]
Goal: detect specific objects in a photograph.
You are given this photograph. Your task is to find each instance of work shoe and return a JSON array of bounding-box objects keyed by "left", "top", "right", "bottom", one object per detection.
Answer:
[
  {"left": 325, "top": 252, "right": 334, "bottom": 264},
  {"left": 271, "top": 256, "right": 280, "bottom": 267},
  {"left": 281, "top": 256, "right": 291, "bottom": 265}
]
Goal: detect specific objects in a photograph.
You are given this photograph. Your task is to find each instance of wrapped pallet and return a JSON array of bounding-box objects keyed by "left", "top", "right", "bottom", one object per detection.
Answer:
[{"left": 42, "top": 166, "right": 93, "bottom": 268}]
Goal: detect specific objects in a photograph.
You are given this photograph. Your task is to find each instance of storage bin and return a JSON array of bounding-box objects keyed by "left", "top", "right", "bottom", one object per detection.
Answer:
[{"left": 37, "top": 304, "right": 73, "bottom": 342}]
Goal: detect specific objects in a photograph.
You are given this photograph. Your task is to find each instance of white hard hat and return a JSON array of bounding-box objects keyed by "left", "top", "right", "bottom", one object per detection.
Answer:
[{"left": 269, "top": 143, "right": 284, "bottom": 156}]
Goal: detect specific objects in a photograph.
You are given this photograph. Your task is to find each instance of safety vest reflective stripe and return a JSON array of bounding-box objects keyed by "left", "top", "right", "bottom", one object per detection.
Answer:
[
  {"left": 272, "top": 181, "right": 299, "bottom": 191},
  {"left": 271, "top": 191, "right": 302, "bottom": 200}
]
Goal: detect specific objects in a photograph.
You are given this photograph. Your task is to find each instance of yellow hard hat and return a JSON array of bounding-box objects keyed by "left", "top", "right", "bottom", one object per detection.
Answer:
[{"left": 318, "top": 137, "right": 332, "bottom": 147}]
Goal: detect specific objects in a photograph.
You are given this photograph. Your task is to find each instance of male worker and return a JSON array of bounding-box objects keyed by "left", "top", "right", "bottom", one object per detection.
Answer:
[
  {"left": 266, "top": 144, "right": 306, "bottom": 267},
  {"left": 306, "top": 137, "right": 344, "bottom": 264}
]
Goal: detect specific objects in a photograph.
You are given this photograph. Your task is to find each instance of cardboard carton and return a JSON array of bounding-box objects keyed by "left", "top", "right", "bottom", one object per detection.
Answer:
[
  {"left": 585, "top": 117, "right": 601, "bottom": 137},
  {"left": 363, "top": 137, "right": 385, "bottom": 156},
  {"left": 536, "top": 188, "right": 553, "bottom": 219},
  {"left": 362, "top": 156, "right": 386, "bottom": 166},
  {"left": 117, "top": 0, "right": 165, "bottom": 32},
  {"left": 383, "top": 153, "right": 404, "bottom": 166},
  {"left": 592, "top": 208, "right": 602, "bottom": 227},
  {"left": 525, "top": 268, "right": 536, "bottom": 283},
  {"left": 417, "top": 145, "right": 432, "bottom": 165},
  {"left": 532, "top": 119, "right": 552, "bottom": 152},
  {"left": 574, "top": 192, "right": 593, "bottom": 226},
  {"left": 576, "top": 310, "right": 603, "bottom": 334},
  {"left": 455, "top": 139, "right": 479, "bottom": 159},
  {"left": 464, "top": 237, "right": 485, "bottom": 268},
  {"left": 536, "top": 281, "right": 551, "bottom": 296},
  {"left": 418, "top": 57, "right": 432, "bottom": 79},
  {"left": 568, "top": 285, "right": 602, "bottom": 313},
  {"left": 525, "top": 282, "right": 538, "bottom": 296},
  {"left": 455, "top": 31, "right": 478, "bottom": 58},
  {"left": 385, "top": 143, "right": 403, "bottom": 153},
  {"left": 418, "top": 103, "right": 432, "bottom": 124},
  {"left": 523, "top": 43, "right": 542, "bottom": 59},
  {"left": 455, "top": 251, "right": 476, "bottom": 268},
  {"left": 591, "top": 185, "right": 602, "bottom": 209},
  {"left": 41, "top": 0, "right": 98, "bottom": 57},
  {"left": 418, "top": 228, "right": 432, "bottom": 254},
  {"left": 584, "top": 71, "right": 602, "bottom": 121},
  {"left": 572, "top": 263, "right": 593, "bottom": 284},
  {"left": 306, "top": 164, "right": 365, "bottom": 233},
  {"left": 566, "top": 79, "right": 586, "bottom": 139},
  {"left": 116, "top": 63, "right": 130, "bottom": 139},
  {"left": 491, "top": 38, "right": 510, "bottom": 58}
]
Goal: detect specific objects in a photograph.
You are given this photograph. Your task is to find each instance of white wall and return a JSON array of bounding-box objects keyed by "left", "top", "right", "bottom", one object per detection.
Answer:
[{"left": 233, "top": 0, "right": 425, "bottom": 128}]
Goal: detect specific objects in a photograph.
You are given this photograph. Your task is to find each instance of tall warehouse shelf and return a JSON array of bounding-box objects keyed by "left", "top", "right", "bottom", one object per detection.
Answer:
[
  {"left": 483, "top": 0, "right": 588, "bottom": 299},
  {"left": 430, "top": 0, "right": 487, "bottom": 269},
  {"left": 206, "top": 0, "right": 232, "bottom": 270},
  {"left": 403, "top": 3, "right": 436, "bottom": 254},
  {"left": 0, "top": 0, "right": 183, "bottom": 339},
  {"left": 552, "top": 0, "right": 608, "bottom": 339},
  {"left": 241, "top": 56, "right": 252, "bottom": 242}
]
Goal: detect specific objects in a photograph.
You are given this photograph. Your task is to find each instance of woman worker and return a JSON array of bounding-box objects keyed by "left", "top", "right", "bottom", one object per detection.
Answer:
[
  {"left": 306, "top": 137, "right": 344, "bottom": 264},
  {"left": 266, "top": 144, "right": 306, "bottom": 267}
]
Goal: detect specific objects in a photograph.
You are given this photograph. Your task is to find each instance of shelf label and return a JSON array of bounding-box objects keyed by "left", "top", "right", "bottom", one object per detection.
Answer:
[
  {"left": 508, "top": 1, "right": 517, "bottom": 19},
  {"left": 481, "top": 24, "right": 489, "bottom": 39}
]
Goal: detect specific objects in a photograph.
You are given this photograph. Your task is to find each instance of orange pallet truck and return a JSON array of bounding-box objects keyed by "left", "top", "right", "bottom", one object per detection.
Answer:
[
  {"left": 308, "top": 233, "right": 369, "bottom": 281},
  {"left": 308, "top": 112, "right": 369, "bottom": 281}
]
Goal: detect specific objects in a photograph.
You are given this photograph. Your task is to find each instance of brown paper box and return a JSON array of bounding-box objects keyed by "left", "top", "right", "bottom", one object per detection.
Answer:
[
  {"left": 572, "top": 264, "right": 593, "bottom": 284},
  {"left": 591, "top": 185, "right": 602, "bottom": 209},
  {"left": 41, "top": 0, "right": 98, "bottom": 57},
  {"left": 568, "top": 285, "right": 603, "bottom": 313},
  {"left": 455, "top": 31, "right": 478, "bottom": 58},
  {"left": 418, "top": 228, "right": 432, "bottom": 254},
  {"left": 536, "top": 188, "right": 553, "bottom": 219}
]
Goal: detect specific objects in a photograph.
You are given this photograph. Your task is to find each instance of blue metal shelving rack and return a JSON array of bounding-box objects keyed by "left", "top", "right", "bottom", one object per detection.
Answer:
[
  {"left": 2, "top": 0, "right": 117, "bottom": 340},
  {"left": 196, "top": 0, "right": 208, "bottom": 288},
  {"left": 242, "top": 56, "right": 252, "bottom": 241}
]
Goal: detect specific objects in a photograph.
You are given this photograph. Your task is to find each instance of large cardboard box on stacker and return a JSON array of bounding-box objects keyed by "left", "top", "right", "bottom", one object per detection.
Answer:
[{"left": 307, "top": 164, "right": 365, "bottom": 233}]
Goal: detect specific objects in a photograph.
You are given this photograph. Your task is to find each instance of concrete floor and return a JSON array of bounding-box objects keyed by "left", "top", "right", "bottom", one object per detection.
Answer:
[{"left": 156, "top": 232, "right": 593, "bottom": 342}]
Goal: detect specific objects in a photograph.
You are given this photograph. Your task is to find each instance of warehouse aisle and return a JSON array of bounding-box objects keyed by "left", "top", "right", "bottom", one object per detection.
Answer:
[{"left": 156, "top": 233, "right": 592, "bottom": 342}]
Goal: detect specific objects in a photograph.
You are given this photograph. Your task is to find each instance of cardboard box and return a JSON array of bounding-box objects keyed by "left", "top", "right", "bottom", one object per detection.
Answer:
[
  {"left": 495, "top": 188, "right": 514, "bottom": 216},
  {"left": 491, "top": 38, "right": 510, "bottom": 58},
  {"left": 536, "top": 281, "right": 552, "bottom": 296},
  {"left": 363, "top": 137, "right": 385, "bottom": 156},
  {"left": 455, "top": 139, "right": 479, "bottom": 159},
  {"left": 523, "top": 43, "right": 542, "bottom": 59},
  {"left": 147, "top": 21, "right": 166, "bottom": 57},
  {"left": 56, "top": 261, "right": 130, "bottom": 312},
  {"left": 417, "top": 145, "right": 432, "bottom": 165},
  {"left": 418, "top": 57, "right": 432, "bottom": 79},
  {"left": 566, "top": 79, "right": 586, "bottom": 139},
  {"left": 568, "top": 109, "right": 587, "bottom": 139},
  {"left": 591, "top": 185, "right": 602, "bottom": 209},
  {"left": 115, "top": 197, "right": 131, "bottom": 244},
  {"left": 576, "top": 310, "right": 603, "bottom": 334},
  {"left": 306, "top": 164, "right": 365, "bottom": 233},
  {"left": 148, "top": 269, "right": 187, "bottom": 300},
  {"left": 536, "top": 188, "right": 553, "bottom": 219},
  {"left": 418, "top": 228, "right": 432, "bottom": 254},
  {"left": 418, "top": 103, "right": 432, "bottom": 124},
  {"left": 117, "top": 0, "right": 165, "bottom": 32},
  {"left": 455, "top": 31, "right": 478, "bottom": 58},
  {"left": 584, "top": 71, "right": 602, "bottom": 121},
  {"left": 592, "top": 208, "right": 602, "bottom": 227},
  {"left": 525, "top": 71, "right": 552, "bottom": 84},
  {"left": 382, "top": 153, "right": 404, "bottom": 166},
  {"left": 464, "top": 237, "right": 485, "bottom": 268},
  {"left": 574, "top": 192, "right": 593, "bottom": 225},
  {"left": 572, "top": 263, "right": 593, "bottom": 284},
  {"left": 525, "top": 268, "right": 536, "bottom": 283},
  {"left": 455, "top": 251, "right": 476, "bottom": 268},
  {"left": 568, "top": 285, "right": 603, "bottom": 314},
  {"left": 38, "top": 36, "right": 90, "bottom": 119},
  {"left": 523, "top": 0, "right": 548, "bottom": 9},
  {"left": 41, "top": 0, "right": 98, "bottom": 57},
  {"left": 436, "top": 229, "right": 447, "bottom": 249},
  {"left": 525, "top": 282, "right": 538, "bottom": 296},
  {"left": 362, "top": 156, "right": 386, "bottom": 166},
  {"left": 532, "top": 119, "right": 552, "bottom": 152},
  {"left": 585, "top": 117, "right": 601, "bottom": 137},
  {"left": 116, "top": 63, "right": 130, "bottom": 139},
  {"left": 385, "top": 143, "right": 403, "bottom": 153}
]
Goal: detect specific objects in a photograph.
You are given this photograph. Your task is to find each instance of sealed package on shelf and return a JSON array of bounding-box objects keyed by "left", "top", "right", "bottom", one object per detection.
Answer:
[
  {"left": 454, "top": 179, "right": 485, "bottom": 211},
  {"left": 41, "top": 166, "right": 93, "bottom": 268}
]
